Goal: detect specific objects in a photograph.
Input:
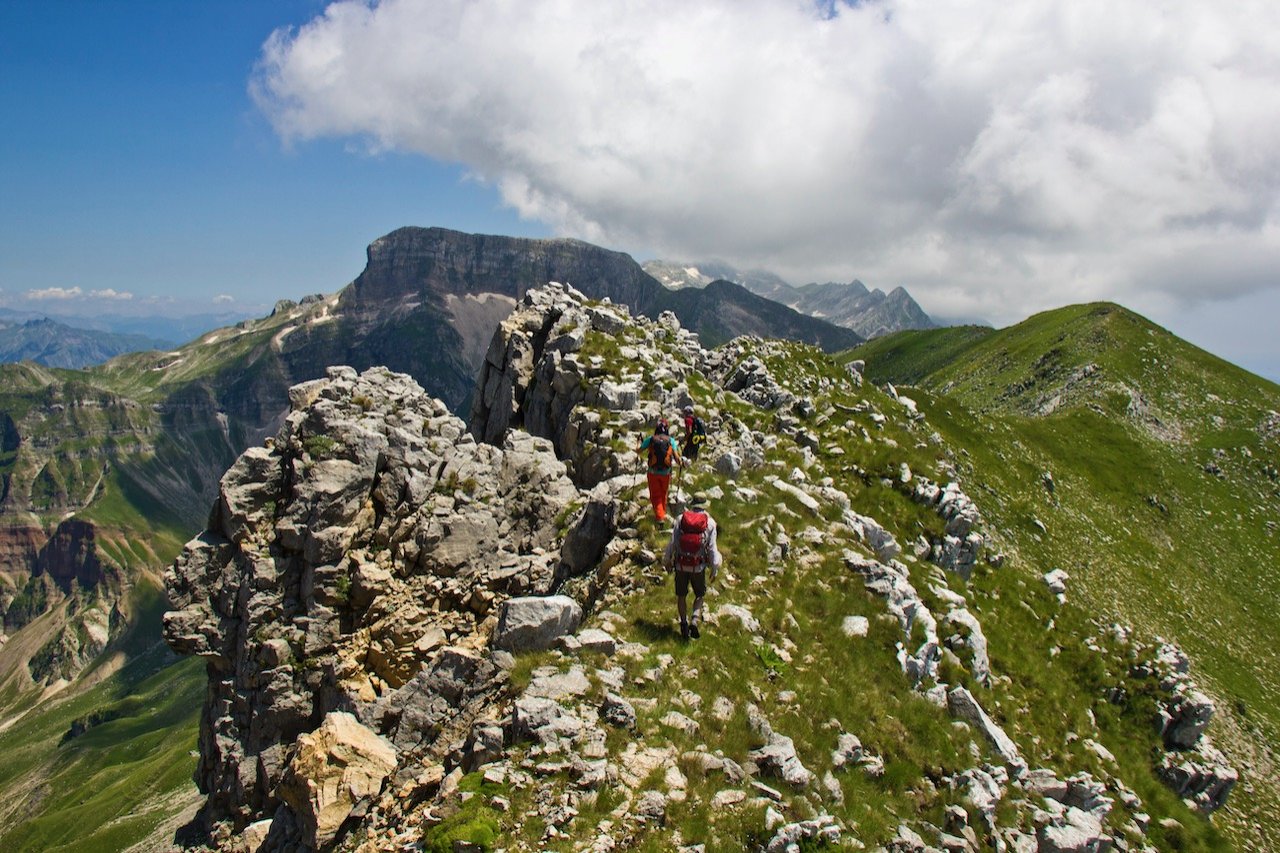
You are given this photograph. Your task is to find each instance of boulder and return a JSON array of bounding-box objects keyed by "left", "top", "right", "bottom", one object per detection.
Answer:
[
  {"left": 277, "top": 712, "right": 397, "bottom": 850},
  {"left": 1163, "top": 689, "right": 1214, "bottom": 749},
  {"left": 713, "top": 451, "right": 742, "bottom": 478},
  {"left": 493, "top": 595, "right": 583, "bottom": 652},
  {"left": 600, "top": 692, "right": 637, "bottom": 730}
]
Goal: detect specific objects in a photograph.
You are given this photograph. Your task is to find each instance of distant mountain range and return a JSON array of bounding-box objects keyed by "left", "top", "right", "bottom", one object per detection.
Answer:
[
  {"left": 643, "top": 259, "right": 936, "bottom": 339},
  {"left": 0, "top": 317, "right": 171, "bottom": 369},
  {"left": 0, "top": 307, "right": 257, "bottom": 358}
]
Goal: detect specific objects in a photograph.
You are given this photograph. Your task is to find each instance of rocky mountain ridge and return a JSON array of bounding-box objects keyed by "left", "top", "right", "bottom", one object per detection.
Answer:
[
  {"left": 0, "top": 228, "right": 861, "bottom": 705},
  {"left": 642, "top": 259, "right": 935, "bottom": 339},
  {"left": 163, "top": 284, "right": 1247, "bottom": 852}
]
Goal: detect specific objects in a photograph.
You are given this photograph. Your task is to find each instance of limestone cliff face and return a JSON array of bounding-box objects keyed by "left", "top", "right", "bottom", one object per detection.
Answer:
[
  {"left": 342, "top": 227, "right": 658, "bottom": 316},
  {"left": 342, "top": 227, "right": 861, "bottom": 365}
]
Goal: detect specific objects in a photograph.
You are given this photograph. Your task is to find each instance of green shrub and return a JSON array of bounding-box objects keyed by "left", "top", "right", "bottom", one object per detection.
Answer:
[{"left": 302, "top": 435, "right": 338, "bottom": 459}]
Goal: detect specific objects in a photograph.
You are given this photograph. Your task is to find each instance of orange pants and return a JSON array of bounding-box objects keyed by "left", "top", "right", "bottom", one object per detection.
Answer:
[{"left": 647, "top": 471, "right": 671, "bottom": 520}]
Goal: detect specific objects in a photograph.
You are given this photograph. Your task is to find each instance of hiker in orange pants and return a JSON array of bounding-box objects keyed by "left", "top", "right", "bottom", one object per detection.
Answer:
[{"left": 636, "top": 419, "right": 682, "bottom": 521}]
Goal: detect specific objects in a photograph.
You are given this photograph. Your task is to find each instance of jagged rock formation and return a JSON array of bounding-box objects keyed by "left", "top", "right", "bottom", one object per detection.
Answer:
[
  {"left": 1134, "top": 642, "right": 1239, "bottom": 814},
  {"left": 163, "top": 364, "right": 595, "bottom": 842},
  {"left": 164, "top": 285, "right": 1244, "bottom": 852},
  {"left": 642, "top": 258, "right": 935, "bottom": 339},
  {"left": 0, "top": 228, "right": 860, "bottom": 722}
]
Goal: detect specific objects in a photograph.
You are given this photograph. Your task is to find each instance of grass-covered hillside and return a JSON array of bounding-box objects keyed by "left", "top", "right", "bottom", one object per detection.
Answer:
[
  {"left": 0, "top": 299, "right": 350, "bottom": 852},
  {"left": 852, "top": 302, "right": 1280, "bottom": 848}
]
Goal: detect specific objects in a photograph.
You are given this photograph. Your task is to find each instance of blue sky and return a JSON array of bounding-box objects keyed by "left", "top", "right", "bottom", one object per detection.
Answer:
[
  {"left": 0, "top": 1, "right": 545, "bottom": 317},
  {"left": 2, "top": 1, "right": 1278, "bottom": 381}
]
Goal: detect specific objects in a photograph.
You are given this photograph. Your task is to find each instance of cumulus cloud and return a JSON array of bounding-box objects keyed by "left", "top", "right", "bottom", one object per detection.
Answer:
[
  {"left": 213, "top": 294, "right": 236, "bottom": 304},
  {"left": 27, "top": 286, "right": 83, "bottom": 300},
  {"left": 90, "top": 288, "right": 134, "bottom": 300},
  {"left": 252, "top": 0, "right": 1280, "bottom": 322}
]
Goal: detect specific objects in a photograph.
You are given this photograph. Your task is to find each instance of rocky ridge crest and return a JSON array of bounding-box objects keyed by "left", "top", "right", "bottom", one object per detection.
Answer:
[{"left": 165, "top": 284, "right": 1238, "bottom": 852}]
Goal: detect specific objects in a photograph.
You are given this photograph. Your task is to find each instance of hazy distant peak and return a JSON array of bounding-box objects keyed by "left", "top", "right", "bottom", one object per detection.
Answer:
[{"left": 643, "top": 258, "right": 933, "bottom": 338}]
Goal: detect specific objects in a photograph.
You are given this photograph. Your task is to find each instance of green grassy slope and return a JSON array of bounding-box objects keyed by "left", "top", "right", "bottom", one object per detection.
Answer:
[
  {"left": 851, "top": 324, "right": 994, "bottom": 385},
  {"left": 0, "top": 580, "right": 204, "bottom": 853},
  {"left": 465, "top": 328, "right": 1235, "bottom": 850},
  {"left": 852, "top": 303, "right": 1280, "bottom": 848}
]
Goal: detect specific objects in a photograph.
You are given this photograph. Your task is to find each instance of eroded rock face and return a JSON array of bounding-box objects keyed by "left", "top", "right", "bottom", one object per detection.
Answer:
[
  {"left": 470, "top": 283, "right": 707, "bottom": 487},
  {"left": 276, "top": 712, "right": 397, "bottom": 849},
  {"left": 163, "top": 364, "right": 604, "bottom": 842}
]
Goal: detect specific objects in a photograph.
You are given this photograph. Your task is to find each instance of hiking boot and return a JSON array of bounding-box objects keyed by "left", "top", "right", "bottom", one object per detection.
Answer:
[
  {"left": 689, "top": 622, "right": 701, "bottom": 639},
  {"left": 680, "top": 621, "right": 690, "bottom": 640}
]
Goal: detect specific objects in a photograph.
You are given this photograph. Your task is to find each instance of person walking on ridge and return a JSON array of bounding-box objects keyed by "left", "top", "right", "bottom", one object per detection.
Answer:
[
  {"left": 663, "top": 491, "right": 722, "bottom": 639},
  {"left": 637, "top": 419, "right": 682, "bottom": 522},
  {"left": 681, "top": 404, "right": 707, "bottom": 464}
]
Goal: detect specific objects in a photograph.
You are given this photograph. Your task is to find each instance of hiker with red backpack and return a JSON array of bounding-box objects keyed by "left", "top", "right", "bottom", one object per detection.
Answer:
[
  {"left": 637, "top": 419, "right": 683, "bottom": 522},
  {"left": 663, "top": 491, "right": 722, "bottom": 639}
]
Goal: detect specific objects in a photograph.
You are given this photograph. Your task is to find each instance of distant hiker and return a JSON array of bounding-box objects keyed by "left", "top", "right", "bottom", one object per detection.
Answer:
[
  {"left": 637, "top": 418, "right": 682, "bottom": 522},
  {"left": 681, "top": 404, "right": 707, "bottom": 463},
  {"left": 663, "top": 491, "right": 722, "bottom": 639}
]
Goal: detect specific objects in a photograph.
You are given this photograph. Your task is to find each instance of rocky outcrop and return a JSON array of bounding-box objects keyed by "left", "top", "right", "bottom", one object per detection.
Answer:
[
  {"left": 912, "top": 478, "right": 984, "bottom": 579},
  {"left": 469, "top": 283, "right": 701, "bottom": 485},
  {"left": 747, "top": 704, "right": 816, "bottom": 788},
  {"left": 276, "top": 712, "right": 397, "bottom": 849},
  {"left": 163, "top": 364, "right": 607, "bottom": 844},
  {"left": 947, "top": 686, "right": 1028, "bottom": 777},
  {"left": 844, "top": 552, "right": 939, "bottom": 687},
  {"left": 492, "top": 595, "right": 582, "bottom": 652},
  {"left": 1132, "top": 641, "right": 1238, "bottom": 813}
]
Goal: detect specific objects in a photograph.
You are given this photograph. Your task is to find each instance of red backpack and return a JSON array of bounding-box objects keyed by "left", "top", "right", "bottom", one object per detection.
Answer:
[{"left": 677, "top": 510, "right": 709, "bottom": 569}]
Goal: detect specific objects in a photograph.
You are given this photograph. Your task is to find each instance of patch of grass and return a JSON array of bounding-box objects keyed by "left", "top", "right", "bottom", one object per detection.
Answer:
[{"left": 302, "top": 434, "right": 338, "bottom": 459}]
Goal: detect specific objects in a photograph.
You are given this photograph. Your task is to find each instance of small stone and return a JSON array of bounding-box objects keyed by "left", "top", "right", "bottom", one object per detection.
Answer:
[
  {"left": 841, "top": 616, "right": 869, "bottom": 638},
  {"left": 711, "top": 789, "right": 747, "bottom": 808}
]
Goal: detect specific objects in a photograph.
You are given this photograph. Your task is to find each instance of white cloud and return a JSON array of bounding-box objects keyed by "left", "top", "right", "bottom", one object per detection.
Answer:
[
  {"left": 27, "top": 286, "right": 83, "bottom": 300},
  {"left": 90, "top": 288, "right": 134, "bottom": 300},
  {"left": 253, "top": 0, "right": 1280, "bottom": 324},
  {"left": 213, "top": 294, "right": 236, "bottom": 304}
]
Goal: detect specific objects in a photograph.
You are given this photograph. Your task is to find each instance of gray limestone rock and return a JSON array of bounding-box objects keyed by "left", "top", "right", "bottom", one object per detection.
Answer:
[
  {"left": 1163, "top": 689, "right": 1214, "bottom": 749},
  {"left": 600, "top": 692, "right": 637, "bottom": 730},
  {"left": 560, "top": 489, "right": 618, "bottom": 577},
  {"left": 947, "top": 687, "right": 1027, "bottom": 777},
  {"left": 493, "top": 595, "right": 583, "bottom": 652}
]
